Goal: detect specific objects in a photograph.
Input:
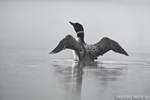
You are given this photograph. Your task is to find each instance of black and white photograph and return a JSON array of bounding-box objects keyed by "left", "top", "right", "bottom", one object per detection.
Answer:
[{"left": 0, "top": 0, "right": 150, "bottom": 100}]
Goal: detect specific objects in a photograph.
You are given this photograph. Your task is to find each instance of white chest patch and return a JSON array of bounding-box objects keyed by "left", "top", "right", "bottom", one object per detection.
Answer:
[
  {"left": 72, "top": 50, "right": 79, "bottom": 61},
  {"left": 72, "top": 37, "right": 80, "bottom": 61}
]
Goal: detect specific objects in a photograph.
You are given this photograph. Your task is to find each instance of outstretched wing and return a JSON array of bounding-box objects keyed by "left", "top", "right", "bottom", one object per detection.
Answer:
[
  {"left": 49, "top": 35, "right": 81, "bottom": 54},
  {"left": 89, "top": 37, "right": 129, "bottom": 60}
]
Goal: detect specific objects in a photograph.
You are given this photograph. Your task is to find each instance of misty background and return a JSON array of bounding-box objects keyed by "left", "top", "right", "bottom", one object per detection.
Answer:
[{"left": 0, "top": 0, "right": 150, "bottom": 57}]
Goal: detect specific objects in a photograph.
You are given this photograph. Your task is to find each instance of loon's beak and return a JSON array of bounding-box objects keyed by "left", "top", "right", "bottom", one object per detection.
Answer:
[{"left": 69, "top": 21, "right": 75, "bottom": 26}]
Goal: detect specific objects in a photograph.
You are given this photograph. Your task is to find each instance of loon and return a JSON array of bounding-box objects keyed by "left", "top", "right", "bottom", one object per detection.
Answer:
[{"left": 50, "top": 21, "right": 129, "bottom": 61}]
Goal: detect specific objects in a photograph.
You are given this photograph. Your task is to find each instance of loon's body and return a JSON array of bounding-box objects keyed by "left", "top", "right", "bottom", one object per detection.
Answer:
[{"left": 50, "top": 21, "right": 129, "bottom": 61}]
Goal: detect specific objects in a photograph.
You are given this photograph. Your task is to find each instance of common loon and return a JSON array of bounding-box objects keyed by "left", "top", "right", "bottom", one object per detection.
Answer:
[{"left": 50, "top": 21, "right": 129, "bottom": 61}]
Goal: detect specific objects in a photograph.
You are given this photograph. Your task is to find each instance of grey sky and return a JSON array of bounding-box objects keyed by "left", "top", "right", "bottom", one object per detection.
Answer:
[{"left": 0, "top": 1, "right": 150, "bottom": 52}]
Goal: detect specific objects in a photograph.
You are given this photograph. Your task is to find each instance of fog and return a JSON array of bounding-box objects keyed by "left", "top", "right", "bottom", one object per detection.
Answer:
[{"left": 0, "top": 1, "right": 150, "bottom": 53}]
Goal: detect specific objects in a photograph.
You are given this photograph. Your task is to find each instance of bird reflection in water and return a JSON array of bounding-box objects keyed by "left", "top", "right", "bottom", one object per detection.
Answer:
[
  {"left": 52, "top": 61, "right": 92, "bottom": 100},
  {"left": 52, "top": 60, "right": 127, "bottom": 100}
]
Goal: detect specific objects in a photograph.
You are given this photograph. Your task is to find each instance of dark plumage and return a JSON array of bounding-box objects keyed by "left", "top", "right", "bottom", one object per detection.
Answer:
[{"left": 50, "top": 21, "right": 129, "bottom": 61}]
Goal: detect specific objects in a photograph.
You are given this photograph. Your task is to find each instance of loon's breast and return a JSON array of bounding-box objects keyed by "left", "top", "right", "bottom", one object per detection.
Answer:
[{"left": 72, "top": 37, "right": 81, "bottom": 61}]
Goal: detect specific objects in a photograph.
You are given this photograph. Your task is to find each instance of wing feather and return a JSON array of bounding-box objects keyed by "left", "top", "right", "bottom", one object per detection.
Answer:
[
  {"left": 90, "top": 37, "right": 129, "bottom": 59},
  {"left": 49, "top": 35, "right": 80, "bottom": 54},
  {"left": 109, "top": 39, "right": 129, "bottom": 56}
]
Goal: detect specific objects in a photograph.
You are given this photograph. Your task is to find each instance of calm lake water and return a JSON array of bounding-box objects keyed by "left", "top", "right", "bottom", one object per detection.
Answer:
[{"left": 0, "top": 1, "right": 150, "bottom": 100}]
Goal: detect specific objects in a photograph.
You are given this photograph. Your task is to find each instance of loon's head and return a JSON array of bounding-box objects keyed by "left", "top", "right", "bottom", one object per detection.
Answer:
[
  {"left": 69, "top": 21, "right": 85, "bottom": 42},
  {"left": 69, "top": 21, "right": 84, "bottom": 33}
]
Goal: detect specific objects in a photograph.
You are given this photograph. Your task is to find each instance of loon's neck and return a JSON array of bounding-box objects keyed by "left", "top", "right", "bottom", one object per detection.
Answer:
[{"left": 77, "top": 31, "right": 85, "bottom": 44}]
